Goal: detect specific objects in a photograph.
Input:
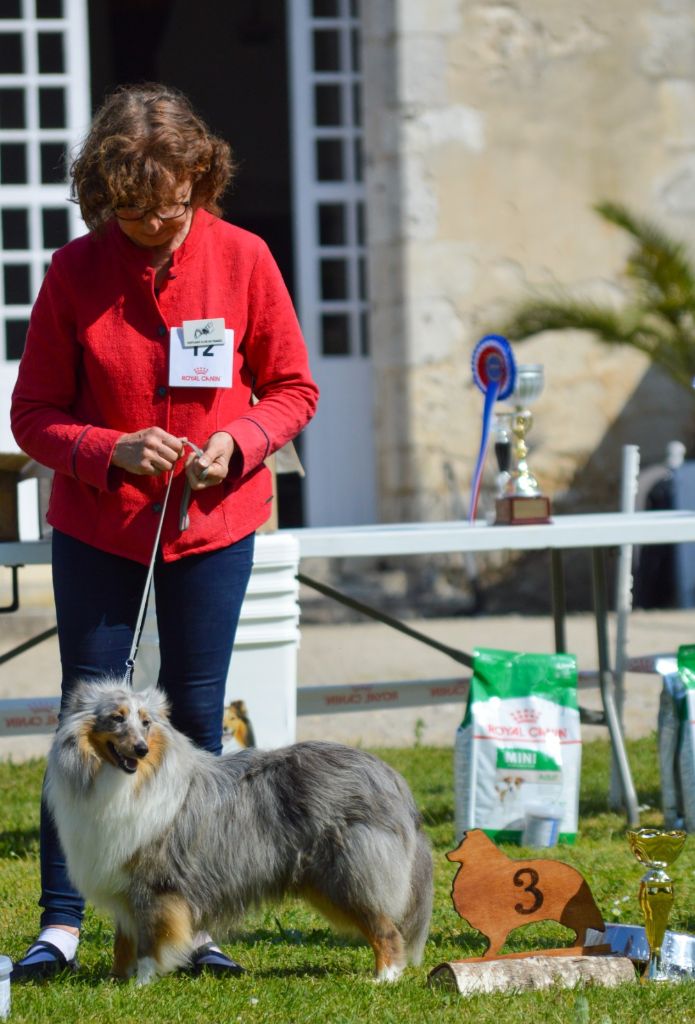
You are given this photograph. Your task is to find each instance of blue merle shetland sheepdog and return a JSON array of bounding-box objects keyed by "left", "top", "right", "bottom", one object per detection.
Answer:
[{"left": 45, "top": 680, "right": 433, "bottom": 984}]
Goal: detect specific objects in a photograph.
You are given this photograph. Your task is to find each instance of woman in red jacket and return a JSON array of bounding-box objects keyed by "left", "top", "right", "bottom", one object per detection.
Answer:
[{"left": 10, "top": 83, "right": 318, "bottom": 980}]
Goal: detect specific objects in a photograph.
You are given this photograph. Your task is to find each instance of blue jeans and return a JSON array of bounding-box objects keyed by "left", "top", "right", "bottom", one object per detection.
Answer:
[{"left": 39, "top": 529, "right": 255, "bottom": 929}]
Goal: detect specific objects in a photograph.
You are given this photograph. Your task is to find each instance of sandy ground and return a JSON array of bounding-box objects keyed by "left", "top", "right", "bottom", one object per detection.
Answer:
[{"left": 1, "top": 564, "right": 691, "bottom": 760}]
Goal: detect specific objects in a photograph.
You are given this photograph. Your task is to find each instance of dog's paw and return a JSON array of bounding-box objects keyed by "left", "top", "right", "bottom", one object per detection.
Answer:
[
  {"left": 135, "top": 957, "right": 158, "bottom": 985},
  {"left": 109, "top": 961, "right": 137, "bottom": 982},
  {"left": 374, "top": 963, "right": 404, "bottom": 983}
]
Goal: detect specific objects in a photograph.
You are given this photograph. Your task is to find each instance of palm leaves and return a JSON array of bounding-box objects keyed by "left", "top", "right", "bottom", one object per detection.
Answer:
[{"left": 501, "top": 201, "right": 695, "bottom": 392}]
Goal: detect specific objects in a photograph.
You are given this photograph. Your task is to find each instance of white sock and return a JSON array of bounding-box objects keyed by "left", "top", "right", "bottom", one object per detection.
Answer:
[{"left": 35, "top": 927, "right": 79, "bottom": 961}]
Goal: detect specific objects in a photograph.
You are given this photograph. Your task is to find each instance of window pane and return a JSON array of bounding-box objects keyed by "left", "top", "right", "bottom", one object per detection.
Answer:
[
  {"left": 353, "top": 137, "right": 363, "bottom": 182},
  {"left": 39, "top": 87, "right": 66, "bottom": 128},
  {"left": 351, "top": 28, "right": 361, "bottom": 72},
  {"left": 0, "top": 89, "right": 24, "bottom": 128},
  {"left": 313, "top": 29, "right": 341, "bottom": 72},
  {"left": 320, "top": 258, "right": 348, "bottom": 300},
  {"left": 41, "top": 142, "right": 66, "bottom": 183},
  {"left": 316, "top": 139, "right": 343, "bottom": 181},
  {"left": 318, "top": 203, "right": 346, "bottom": 245},
  {"left": 358, "top": 257, "right": 367, "bottom": 301},
  {"left": 6, "top": 318, "right": 29, "bottom": 360},
  {"left": 0, "top": 1, "right": 21, "bottom": 19},
  {"left": 356, "top": 202, "right": 365, "bottom": 245},
  {"left": 36, "top": 0, "right": 63, "bottom": 15},
  {"left": 352, "top": 83, "right": 361, "bottom": 125},
  {"left": 360, "top": 311, "right": 369, "bottom": 356},
  {"left": 0, "top": 143, "right": 27, "bottom": 184},
  {"left": 0, "top": 33, "right": 23, "bottom": 73},
  {"left": 38, "top": 32, "right": 64, "bottom": 73},
  {"left": 312, "top": 0, "right": 339, "bottom": 15},
  {"left": 4, "top": 264, "right": 31, "bottom": 304},
  {"left": 321, "top": 313, "right": 350, "bottom": 356},
  {"left": 42, "top": 207, "right": 69, "bottom": 248},
  {"left": 2, "top": 208, "right": 29, "bottom": 249},
  {"left": 315, "top": 84, "right": 341, "bottom": 126}
]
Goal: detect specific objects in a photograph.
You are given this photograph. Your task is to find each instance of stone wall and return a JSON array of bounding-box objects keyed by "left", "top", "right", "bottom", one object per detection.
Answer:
[{"left": 362, "top": 0, "right": 695, "bottom": 523}]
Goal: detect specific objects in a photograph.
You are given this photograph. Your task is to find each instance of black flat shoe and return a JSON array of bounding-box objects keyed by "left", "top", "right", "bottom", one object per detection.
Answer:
[
  {"left": 11, "top": 940, "right": 78, "bottom": 982},
  {"left": 189, "top": 942, "right": 245, "bottom": 976}
]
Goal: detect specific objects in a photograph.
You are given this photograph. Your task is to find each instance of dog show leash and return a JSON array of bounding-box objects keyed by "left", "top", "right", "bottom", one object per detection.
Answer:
[{"left": 123, "top": 437, "right": 205, "bottom": 686}]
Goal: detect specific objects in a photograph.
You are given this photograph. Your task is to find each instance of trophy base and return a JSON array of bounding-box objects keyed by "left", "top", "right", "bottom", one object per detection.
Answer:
[{"left": 495, "top": 495, "right": 551, "bottom": 526}]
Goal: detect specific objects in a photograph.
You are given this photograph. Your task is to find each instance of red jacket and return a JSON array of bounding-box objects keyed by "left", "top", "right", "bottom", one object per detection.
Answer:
[{"left": 11, "top": 210, "right": 318, "bottom": 564}]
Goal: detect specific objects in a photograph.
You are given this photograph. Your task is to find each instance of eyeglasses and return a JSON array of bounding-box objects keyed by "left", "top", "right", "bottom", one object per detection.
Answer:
[{"left": 113, "top": 200, "right": 192, "bottom": 222}]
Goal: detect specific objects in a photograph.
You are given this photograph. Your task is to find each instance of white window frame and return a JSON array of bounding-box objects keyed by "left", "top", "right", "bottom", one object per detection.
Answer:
[
  {"left": 287, "top": 0, "right": 376, "bottom": 525},
  {"left": 0, "top": 0, "right": 89, "bottom": 387}
]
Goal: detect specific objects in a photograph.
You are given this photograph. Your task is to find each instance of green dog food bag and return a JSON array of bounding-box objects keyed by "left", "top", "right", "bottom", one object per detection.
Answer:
[
  {"left": 672, "top": 645, "right": 695, "bottom": 831},
  {"left": 454, "top": 648, "right": 581, "bottom": 845}
]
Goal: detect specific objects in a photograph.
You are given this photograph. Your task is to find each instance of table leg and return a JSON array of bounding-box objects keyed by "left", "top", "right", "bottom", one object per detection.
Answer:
[
  {"left": 0, "top": 565, "right": 19, "bottom": 613},
  {"left": 550, "top": 550, "right": 566, "bottom": 653},
  {"left": 591, "top": 548, "right": 640, "bottom": 826}
]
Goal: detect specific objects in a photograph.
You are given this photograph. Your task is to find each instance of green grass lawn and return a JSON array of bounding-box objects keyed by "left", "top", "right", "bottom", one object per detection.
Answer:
[{"left": 2, "top": 737, "right": 695, "bottom": 1023}]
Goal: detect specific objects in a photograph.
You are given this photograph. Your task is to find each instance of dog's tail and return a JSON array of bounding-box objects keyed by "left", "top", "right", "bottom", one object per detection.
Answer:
[{"left": 400, "top": 830, "right": 433, "bottom": 965}]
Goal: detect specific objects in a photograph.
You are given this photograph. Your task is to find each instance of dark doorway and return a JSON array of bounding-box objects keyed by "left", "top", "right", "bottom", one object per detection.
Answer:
[{"left": 87, "top": 0, "right": 304, "bottom": 527}]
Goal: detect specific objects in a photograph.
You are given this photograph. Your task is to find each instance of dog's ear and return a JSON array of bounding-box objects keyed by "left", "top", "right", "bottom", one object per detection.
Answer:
[
  {"left": 139, "top": 687, "right": 171, "bottom": 721},
  {"left": 63, "top": 681, "right": 98, "bottom": 717}
]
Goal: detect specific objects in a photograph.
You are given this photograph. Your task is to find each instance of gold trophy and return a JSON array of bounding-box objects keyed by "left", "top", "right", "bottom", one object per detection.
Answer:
[
  {"left": 627, "top": 828, "right": 687, "bottom": 980},
  {"left": 494, "top": 364, "right": 551, "bottom": 525}
]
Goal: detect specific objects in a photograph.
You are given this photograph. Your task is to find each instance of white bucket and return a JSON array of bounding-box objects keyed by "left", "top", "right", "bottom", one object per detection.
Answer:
[
  {"left": 521, "top": 804, "right": 563, "bottom": 848},
  {"left": 136, "top": 533, "right": 300, "bottom": 750},
  {"left": 0, "top": 954, "right": 10, "bottom": 1020},
  {"left": 224, "top": 533, "right": 300, "bottom": 749}
]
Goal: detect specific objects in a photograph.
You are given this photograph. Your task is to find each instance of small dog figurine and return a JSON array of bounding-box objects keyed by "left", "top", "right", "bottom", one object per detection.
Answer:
[
  {"left": 447, "top": 830, "right": 604, "bottom": 958},
  {"left": 45, "top": 680, "right": 433, "bottom": 984},
  {"left": 221, "top": 699, "right": 255, "bottom": 751}
]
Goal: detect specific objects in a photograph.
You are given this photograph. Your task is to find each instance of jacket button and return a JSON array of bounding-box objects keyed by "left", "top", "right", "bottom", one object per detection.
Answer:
[
  {"left": 157, "top": 325, "right": 167, "bottom": 336},
  {"left": 157, "top": 386, "right": 167, "bottom": 397},
  {"left": 152, "top": 502, "right": 162, "bottom": 513}
]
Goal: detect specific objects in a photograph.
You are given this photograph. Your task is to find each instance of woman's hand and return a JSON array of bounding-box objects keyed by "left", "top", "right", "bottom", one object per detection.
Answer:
[
  {"left": 185, "top": 431, "right": 235, "bottom": 490},
  {"left": 111, "top": 427, "right": 184, "bottom": 476}
]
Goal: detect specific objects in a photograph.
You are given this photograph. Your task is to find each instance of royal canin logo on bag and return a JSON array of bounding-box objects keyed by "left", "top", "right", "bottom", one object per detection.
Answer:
[
  {"left": 484, "top": 720, "right": 569, "bottom": 740},
  {"left": 194, "top": 367, "right": 208, "bottom": 374},
  {"left": 511, "top": 709, "right": 540, "bottom": 724}
]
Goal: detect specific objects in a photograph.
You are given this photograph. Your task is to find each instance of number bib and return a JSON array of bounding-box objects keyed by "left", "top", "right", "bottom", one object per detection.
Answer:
[{"left": 169, "top": 318, "right": 233, "bottom": 388}]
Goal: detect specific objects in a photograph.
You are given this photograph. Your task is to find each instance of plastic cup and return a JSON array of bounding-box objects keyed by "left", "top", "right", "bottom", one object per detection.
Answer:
[{"left": 522, "top": 804, "right": 563, "bottom": 847}]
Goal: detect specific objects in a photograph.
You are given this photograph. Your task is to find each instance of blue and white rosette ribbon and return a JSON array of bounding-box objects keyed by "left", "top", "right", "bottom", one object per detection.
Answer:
[{"left": 469, "top": 334, "right": 516, "bottom": 522}]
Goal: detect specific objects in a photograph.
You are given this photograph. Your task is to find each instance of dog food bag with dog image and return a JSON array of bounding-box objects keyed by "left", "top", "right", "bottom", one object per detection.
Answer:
[
  {"left": 454, "top": 648, "right": 581, "bottom": 845},
  {"left": 658, "top": 644, "right": 695, "bottom": 832}
]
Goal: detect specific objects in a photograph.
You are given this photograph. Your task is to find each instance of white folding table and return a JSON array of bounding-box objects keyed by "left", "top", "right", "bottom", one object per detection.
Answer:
[{"left": 292, "top": 511, "right": 695, "bottom": 827}]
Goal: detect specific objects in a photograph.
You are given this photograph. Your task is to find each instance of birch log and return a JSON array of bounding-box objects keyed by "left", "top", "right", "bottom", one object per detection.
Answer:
[{"left": 429, "top": 955, "right": 637, "bottom": 994}]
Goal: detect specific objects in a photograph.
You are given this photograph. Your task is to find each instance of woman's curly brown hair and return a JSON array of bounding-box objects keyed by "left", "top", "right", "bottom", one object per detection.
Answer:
[{"left": 71, "top": 83, "right": 235, "bottom": 231}]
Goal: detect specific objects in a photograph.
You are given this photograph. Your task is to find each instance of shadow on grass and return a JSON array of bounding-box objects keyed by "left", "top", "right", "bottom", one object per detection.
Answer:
[
  {"left": 421, "top": 806, "right": 454, "bottom": 828},
  {"left": 11, "top": 967, "right": 112, "bottom": 990},
  {"left": 426, "top": 927, "right": 585, "bottom": 959},
  {"left": 426, "top": 932, "right": 485, "bottom": 957},
  {"left": 0, "top": 827, "right": 40, "bottom": 857},
  {"left": 678, "top": 910, "right": 695, "bottom": 934},
  {"left": 579, "top": 785, "right": 662, "bottom": 818},
  {"left": 235, "top": 925, "right": 364, "bottom": 950},
  {"left": 252, "top": 965, "right": 337, "bottom": 979}
]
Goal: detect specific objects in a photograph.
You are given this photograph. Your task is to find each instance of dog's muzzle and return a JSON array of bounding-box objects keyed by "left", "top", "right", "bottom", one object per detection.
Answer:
[{"left": 108, "top": 741, "right": 148, "bottom": 774}]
